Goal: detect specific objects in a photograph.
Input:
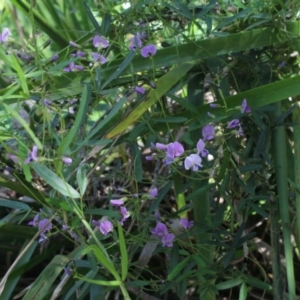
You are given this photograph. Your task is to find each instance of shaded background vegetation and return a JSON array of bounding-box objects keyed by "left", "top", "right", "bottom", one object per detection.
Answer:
[{"left": 1, "top": 0, "right": 300, "bottom": 299}]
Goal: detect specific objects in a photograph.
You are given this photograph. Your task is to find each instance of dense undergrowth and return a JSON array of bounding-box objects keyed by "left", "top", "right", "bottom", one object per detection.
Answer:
[{"left": 1, "top": 0, "right": 300, "bottom": 299}]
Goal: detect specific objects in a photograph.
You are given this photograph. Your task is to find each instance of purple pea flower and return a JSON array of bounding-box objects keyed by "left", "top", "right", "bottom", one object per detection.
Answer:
[
  {"left": 110, "top": 199, "right": 124, "bottom": 206},
  {"left": 149, "top": 187, "right": 158, "bottom": 198},
  {"left": 29, "top": 215, "right": 52, "bottom": 243},
  {"left": 238, "top": 125, "right": 244, "bottom": 136},
  {"left": 156, "top": 143, "right": 168, "bottom": 151},
  {"left": 93, "top": 220, "right": 113, "bottom": 235},
  {"left": 196, "top": 139, "right": 209, "bottom": 157},
  {"left": 145, "top": 155, "right": 153, "bottom": 161},
  {"left": 241, "top": 99, "right": 251, "bottom": 113},
  {"left": 167, "top": 142, "right": 184, "bottom": 159},
  {"left": 62, "top": 157, "right": 72, "bottom": 165},
  {"left": 162, "top": 233, "right": 175, "bottom": 247},
  {"left": 44, "top": 99, "right": 51, "bottom": 107},
  {"left": 135, "top": 86, "right": 146, "bottom": 94},
  {"left": 0, "top": 28, "right": 10, "bottom": 43},
  {"left": 93, "top": 35, "right": 109, "bottom": 48},
  {"left": 91, "top": 52, "right": 107, "bottom": 64},
  {"left": 120, "top": 206, "right": 129, "bottom": 224},
  {"left": 50, "top": 54, "right": 59, "bottom": 62},
  {"left": 141, "top": 44, "right": 157, "bottom": 57},
  {"left": 69, "top": 41, "right": 78, "bottom": 47},
  {"left": 151, "top": 222, "right": 168, "bottom": 236},
  {"left": 202, "top": 124, "right": 215, "bottom": 141},
  {"left": 129, "top": 33, "right": 142, "bottom": 50},
  {"left": 77, "top": 50, "right": 86, "bottom": 57},
  {"left": 227, "top": 119, "right": 240, "bottom": 129},
  {"left": 28, "top": 213, "right": 39, "bottom": 226},
  {"left": 24, "top": 146, "right": 38, "bottom": 164},
  {"left": 210, "top": 103, "right": 220, "bottom": 108},
  {"left": 184, "top": 154, "right": 202, "bottom": 171},
  {"left": 63, "top": 62, "right": 84, "bottom": 72},
  {"left": 180, "top": 218, "right": 194, "bottom": 230},
  {"left": 64, "top": 267, "right": 72, "bottom": 276}
]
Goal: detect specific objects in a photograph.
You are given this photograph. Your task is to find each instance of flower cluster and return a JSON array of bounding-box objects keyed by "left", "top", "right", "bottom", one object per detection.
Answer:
[
  {"left": 92, "top": 199, "right": 130, "bottom": 235},
  {"left": 128, "top": 32, "right": 157, "bottom": 58},
  {"left": 226, "top": 99, "right": 251, "bottom": 136},
  {"left": 24, "top": 145, "right": 72, "bottom": 165},
  {"left": 151, "top": 222, "right": 175, "bottom": 247},
  {"left": 28, "top": 212, "right": 52, "bottom": 243}
]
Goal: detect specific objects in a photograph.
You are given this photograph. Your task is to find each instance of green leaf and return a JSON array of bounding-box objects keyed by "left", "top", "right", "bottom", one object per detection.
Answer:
[
  {"left": 106, "top": 62, "right": 194, "bottom": 139},
  {"left": 32, "top": 163, "right": 80, "bottom": 198},
  {"left": 117, "top": 223, "right": 128, "bottom": 281},
  {"left": 10, "top": 55, "right": 28, "bottom": 95},
  {"left": 76, "top": 164, "right": 90, "bottom": 196},
  {"left": 2, "top": 104, "right": 42, "bottom": 149},
  {"left": 82, "top": 245, "right": 120, "bottom": 280},
  {"left": 22, "top": 255, "right": 69, "bottom": 300},
  {"left": 216, "top": 278, "right": 243, "bottom": 290},
  {"left": 167, "top": 256, "right": 190, "bottom": 281},
  {"left": 74, "top": 274, "right": 120, "bottom": 286},
  {"left": 0, "top": 199, "right": 29, "bottom": 210},
  {"left": 58, "top": 85, "right": 91, "bottom": 155},
  {"left": 83, "top": 1, "right": 101, "bottom": 32},
  {"left": 152, "top": 117, "right": 188, "bottom": 123},
  {"left": 239, "top": 282, "right": 248, "bottom": 300},
  {"left": 102, "top": 51, "right": 136, "bottom": 89}
]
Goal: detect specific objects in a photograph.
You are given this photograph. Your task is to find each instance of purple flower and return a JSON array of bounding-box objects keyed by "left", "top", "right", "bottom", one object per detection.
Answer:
[
  {"left": 227, "top": 119, "right": 240, "bottom": 129},
  {"left": 180, "top": 218, "right": 194, "bottom": 230},
  {"left": 129, "top": 33, "right": 142, "bottom": 50},
  {"left": 0, "top": 28, "right": 10, "bottom": 43},
  {"left": 184, "top": 154, "right": 202, "bottom": 171},
  {"left": 93, "top": 220, "right": 113, "bottom": 235},
  {"left": 38, "top": 218, "right": 53, "bottom": 232},
  {"left": 44, "top": 99, "right": 51, "bottom": 106},
  {"left": 163, "top": 155, "right": 174, "bottom": 165},
  {"left": 28, "top": 213, "right": 39, "bottom": 226},
  {"left": 91, "top": 52, "right": 107, "bottom": 64},
  {"left": 135, "top": 86, "right": 146, "bottom": 94},
  {"left": 69, "top": 41, "right": 78, "bottom": 47},
  {"left": 161, "top": 233, "right": 175, "bottom": 247},
  {"left": 29, "top": 216, "right": 52, "bottom": 243},
  {"left": 167, "top": 142, "right": 184, "bottom": 159},
  {"left": 202, "top": 124, "right": 214, "bottom": 141},
  {"left": 63, "top": 62, "right": 84, "bottom": 72},
  {"left": 93, "top": 35, "right": 109, "bottom": 48},
  {"left": 145, "top": 155, "right": 153, "bottom": 161},
  {"left": 149, "top": 187, "right": 158, "bottom": 198},
  {"left": 279, "top": 61, "right": 285, "bottom": 68},
  {"left": 210, "top": 103, "right": 220, "bottom": 108},
  {"left": 120, "top": 206, "right": 129, "bottom": 224},
  {"left": 77, "top": 50, "right": 86, "bottom": 57},
  {"left": 64, "top": 267, "right": 72, "bottom": 276},
  {"left": 196, "top": 139, "right": 209, "bottom": 157},
  {"left": 241, "top": 99, "right": 251, "bottom": 113},
  {"left": 110, "top": 199, "right": 124, "bottom": 206},
  {"left": 151, "top": 222, "right": 168, "bottom": 236},
  {"left": 50, "top": 54, "right": 59, "bottom": 62},
  {"left": 25, "top": 146, "right": 38, "bottom": 164},
  {"left": 156, "top": 143, "right": 168, "bottom": 151},
  {"left": 62, "top": 157, "right": 72, "bottom": 165},
  {"left": 141, "top": 44, "right": 157, "bottom": 57},
  {"left": 150, "top": 81, "right": 156, "bottom": 89},
  {"left": 238, "top": 125, "right": 244, "bottom": 136}
]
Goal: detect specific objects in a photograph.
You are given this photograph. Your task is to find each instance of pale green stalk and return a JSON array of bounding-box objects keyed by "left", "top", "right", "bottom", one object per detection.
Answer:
[{"left": 272, "top": 102, "right": 295, "bottom": 300}]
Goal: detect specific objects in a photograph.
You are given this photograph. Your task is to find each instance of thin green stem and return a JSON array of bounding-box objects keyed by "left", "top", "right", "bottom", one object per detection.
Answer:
[
  {"left": 272, "top": 101, "right": 295, "bottom": 300},
  {"left": 292, "top": 102, "right": 300, "bottom": 250},
  {"left": 269, "top": 195, "right": 283, "bottom": 300}
]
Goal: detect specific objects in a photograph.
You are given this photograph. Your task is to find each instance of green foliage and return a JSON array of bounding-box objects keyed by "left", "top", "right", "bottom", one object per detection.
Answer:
[{"left": 1, "top": 0, "right": 300, "bottom": 299}]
